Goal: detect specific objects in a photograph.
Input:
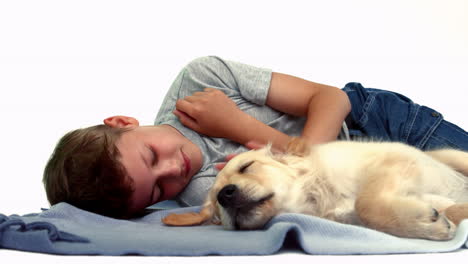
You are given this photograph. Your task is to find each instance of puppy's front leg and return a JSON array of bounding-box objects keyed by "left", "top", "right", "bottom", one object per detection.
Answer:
[{"left": 355, "top": 157, "right": 456, "bottom": 240}]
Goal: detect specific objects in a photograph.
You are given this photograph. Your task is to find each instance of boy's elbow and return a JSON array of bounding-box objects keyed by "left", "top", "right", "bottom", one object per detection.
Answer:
[
  {"left": 332, "top": 88, "right": 351, "bottom": 115},
  {"left": 341, "top": 89, "right": 351, "bottom": 114}
]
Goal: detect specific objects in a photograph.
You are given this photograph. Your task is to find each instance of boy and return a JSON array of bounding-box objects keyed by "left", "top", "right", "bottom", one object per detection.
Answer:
[{"left": 43, "top": 56, "right": 468, "bottom": 219}]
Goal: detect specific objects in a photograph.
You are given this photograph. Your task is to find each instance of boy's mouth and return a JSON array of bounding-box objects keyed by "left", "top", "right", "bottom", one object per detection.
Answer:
[{"left": 181, "top": 150, "right": 191, "bottom": 179}]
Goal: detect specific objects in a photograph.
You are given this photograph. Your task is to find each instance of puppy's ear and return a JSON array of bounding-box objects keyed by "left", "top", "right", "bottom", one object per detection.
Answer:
[
  {"left": 444, "top": 203, "right": 468, "bottom": 225},
  {"left": 286, "top": 137, "right": 310, "bottom": 157},
  {"left": 162, "top": 203, "right": 214, "bottom": 226}
]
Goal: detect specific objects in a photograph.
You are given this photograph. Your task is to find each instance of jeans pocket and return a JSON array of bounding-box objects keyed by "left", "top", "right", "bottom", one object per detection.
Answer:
[{"left": 346, "top": 86, "right": 415, "bottom": 142}]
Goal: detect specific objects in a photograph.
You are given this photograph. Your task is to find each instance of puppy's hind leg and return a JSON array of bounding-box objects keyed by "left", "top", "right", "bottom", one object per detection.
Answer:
[
  {"left": 355, "top": 156, "right": 456, "bottom": 240},
  {"left": 444, "top": 203, "right": 468, "bottom": 225},
  {"left": 359, "top": 196, "right": 456, "bottom": 240},
  {"left": 426, "top": 148, "right": 468, "bottom": 177}
]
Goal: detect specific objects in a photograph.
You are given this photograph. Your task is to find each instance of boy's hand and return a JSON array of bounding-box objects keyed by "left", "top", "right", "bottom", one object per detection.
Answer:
[{"left": 174, "top": 88, "right": 245, "bottom": 139}]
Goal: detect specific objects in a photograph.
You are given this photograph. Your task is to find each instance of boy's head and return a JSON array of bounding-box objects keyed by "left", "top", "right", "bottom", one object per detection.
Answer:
[
  {"left": 43, "top": 123, "right": 135, "bottom": 218},
  {"left": 43, "top": 116, "right": 203, "bottom": 218}
]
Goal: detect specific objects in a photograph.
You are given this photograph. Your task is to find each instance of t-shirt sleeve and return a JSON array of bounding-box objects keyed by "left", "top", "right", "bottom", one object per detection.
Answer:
[
  {"left": 155, "top": 56, "right": 272, "bottom": 124},
  {"left": 183, "top": 56, "right": 272, "bottom": 105}
]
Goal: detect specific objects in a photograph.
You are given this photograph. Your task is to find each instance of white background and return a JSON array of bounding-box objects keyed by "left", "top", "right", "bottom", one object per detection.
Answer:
[{"left": 0, "top": 0, "right": 467, "bottom": 261}]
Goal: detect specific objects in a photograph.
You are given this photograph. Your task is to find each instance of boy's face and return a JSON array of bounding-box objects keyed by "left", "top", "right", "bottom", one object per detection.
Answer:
[{"left": 104, "top": 116, "right": 203, "bottom": 214}]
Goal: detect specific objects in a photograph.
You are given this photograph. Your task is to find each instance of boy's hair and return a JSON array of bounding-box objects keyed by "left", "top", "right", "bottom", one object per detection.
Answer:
[{"left": 43, "top": 125, "right": 135, "bottom": 219}]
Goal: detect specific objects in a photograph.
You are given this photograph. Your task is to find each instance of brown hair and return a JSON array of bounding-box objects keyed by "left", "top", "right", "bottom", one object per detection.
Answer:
[{"left": 43, "top": 125, "right": 135, "bottom": 218}]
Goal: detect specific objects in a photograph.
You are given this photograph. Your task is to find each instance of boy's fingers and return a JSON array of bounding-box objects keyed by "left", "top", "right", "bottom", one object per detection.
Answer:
[
  {"left": 215, "top": 163, "right": 226, "bottom": 170},
  {"left": 173, "top": 110, "right": 198, "bottom": 129},
  {"left": 204, "top": 87, "right": 217, "bottom": 92},
  {"left": 175, "top": 99, "right": 196, "bottom": 116},
  {"left": 245, "top": 141, "right": 268, "bottom": 150},
  {"left": 214, "top": 154, "right": 238, "bottom": 171},
  {"left": 191, "top": 91, "right": 205, "bottom": 96},
  {"left": 245, "top": 140, "right": 283, "bottom": 153},
  {"left": 225, "top": 153, "right": 237, "bottom": 161}
]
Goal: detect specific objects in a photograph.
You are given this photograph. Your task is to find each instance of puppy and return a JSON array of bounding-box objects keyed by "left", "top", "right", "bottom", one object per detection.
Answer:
[{"left": 163, "top": 138, "right": 468, "bottom": 240}]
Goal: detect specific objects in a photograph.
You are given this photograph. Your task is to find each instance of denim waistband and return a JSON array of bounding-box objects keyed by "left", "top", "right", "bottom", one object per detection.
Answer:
[
  {"left": 342, "top": 82, "right": 443, "bottom": 148},
  {"left": 404, "top": 104, "right": 443, "bottom": 149}
]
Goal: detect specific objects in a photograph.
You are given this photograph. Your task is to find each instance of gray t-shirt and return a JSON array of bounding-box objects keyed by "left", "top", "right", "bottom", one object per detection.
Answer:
[{"left": 155, "top": 56, "right": 348, "bottom": 206}]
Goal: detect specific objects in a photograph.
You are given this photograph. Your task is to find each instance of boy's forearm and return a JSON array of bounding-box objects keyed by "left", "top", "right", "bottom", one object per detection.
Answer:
[
  {"left": 265, "top": 72, "right": 351, "bottom": 147},
  {"left": 227, "top": 89, "right": 350, "bottom": 150},
  {"left": 228, "top": 113, "right": 291, "bottom": 152}
]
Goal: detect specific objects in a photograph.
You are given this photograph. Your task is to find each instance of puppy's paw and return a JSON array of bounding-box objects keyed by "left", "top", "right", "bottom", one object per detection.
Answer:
[
  {"left": 421, "top": 209, "right": 456, "bottom": 240},
  {"left": 362, "top": 201, "right": 457, "bottom": 240},
  {"left": 405, "top": 207, "right": 456, "bottom": 241},
  {"left": 286, "top": 137, "right": 310, "bottom": 157}
]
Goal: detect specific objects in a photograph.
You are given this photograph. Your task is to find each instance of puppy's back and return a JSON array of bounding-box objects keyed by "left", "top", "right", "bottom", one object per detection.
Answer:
[{"left": 313, "top": 141, "right": 468, "bottom": 202}]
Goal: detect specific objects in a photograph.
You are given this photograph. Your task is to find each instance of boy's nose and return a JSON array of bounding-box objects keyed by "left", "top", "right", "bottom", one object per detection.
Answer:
[{"left": 159, "top": 159, "right": 182, "bottom": 178}]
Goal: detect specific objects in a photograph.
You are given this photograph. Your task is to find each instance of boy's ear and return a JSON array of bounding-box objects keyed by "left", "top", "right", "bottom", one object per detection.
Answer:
[
  {"left": 163, "top": 204, "right": 214, "bottom": 226},
  {"left": 103, "top": 116, "right": 139, "bottom": 128}
]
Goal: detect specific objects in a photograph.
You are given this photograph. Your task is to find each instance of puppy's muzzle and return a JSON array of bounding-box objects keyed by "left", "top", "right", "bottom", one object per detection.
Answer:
[
  {"left": 217, "top": 184, "right": 274, "bottom": 210},
  {"left": 217, "top": 184, "right": 240, "bottom": 208}
]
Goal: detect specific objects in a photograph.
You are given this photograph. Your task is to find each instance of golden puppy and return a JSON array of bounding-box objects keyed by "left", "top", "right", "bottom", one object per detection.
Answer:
[{"left": 163, "top": 138, "right": 468, "bottom": 240}]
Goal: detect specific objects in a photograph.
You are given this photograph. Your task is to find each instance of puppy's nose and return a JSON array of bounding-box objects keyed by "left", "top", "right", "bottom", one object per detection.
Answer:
[{"left": 217, "top": 184, "right": 239, "bottom": 208}]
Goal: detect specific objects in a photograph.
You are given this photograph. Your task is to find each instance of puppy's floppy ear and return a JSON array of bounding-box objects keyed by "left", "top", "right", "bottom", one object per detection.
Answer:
[{"left": 162, "top": 202, "right": 215, "bottom": 226}]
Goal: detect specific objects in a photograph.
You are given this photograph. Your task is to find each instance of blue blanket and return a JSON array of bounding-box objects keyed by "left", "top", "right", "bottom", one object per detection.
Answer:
[{"left": 1, "top": 202, "right": 468, "bottom": 255}]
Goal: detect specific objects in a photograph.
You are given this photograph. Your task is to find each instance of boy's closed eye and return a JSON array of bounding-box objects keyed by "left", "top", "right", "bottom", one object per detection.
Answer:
[
  {"left": 148, "top": 145, "right": 158, "bottom": 166},
  {"left": 144, "top": 145, "right": 160, "bottom": 204}
]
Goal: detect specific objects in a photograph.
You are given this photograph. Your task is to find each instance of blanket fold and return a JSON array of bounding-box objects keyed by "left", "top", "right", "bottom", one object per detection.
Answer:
[{"left": 1, "top": 203, "right": 467, "bottom": 255}]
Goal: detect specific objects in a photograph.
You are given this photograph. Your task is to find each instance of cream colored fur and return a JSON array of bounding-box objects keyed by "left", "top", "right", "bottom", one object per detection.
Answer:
[{"left": 163, "top": 138, "right": 468, "bottom": 241}]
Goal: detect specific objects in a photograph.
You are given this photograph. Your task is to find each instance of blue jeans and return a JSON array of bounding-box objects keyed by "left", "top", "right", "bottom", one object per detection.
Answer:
[{"left": 342, "top": 82, "right": 468, "bottom": 151}]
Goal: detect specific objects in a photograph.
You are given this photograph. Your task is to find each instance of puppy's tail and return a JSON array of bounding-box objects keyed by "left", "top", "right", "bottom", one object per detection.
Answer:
[
  {"left": 426, "top": 148, "right": 468, "bottom": 177},
  {"left": 162, "top": 201, "right": 216, "bottom": 226}
]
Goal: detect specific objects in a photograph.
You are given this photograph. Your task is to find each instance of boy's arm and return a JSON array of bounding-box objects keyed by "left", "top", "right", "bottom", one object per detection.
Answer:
[
  {"left": 266, "top": 72, "right": 351, "bottom": 145},
  {"left": 173, "top": 72, "right": 351, "bottom": 151}
]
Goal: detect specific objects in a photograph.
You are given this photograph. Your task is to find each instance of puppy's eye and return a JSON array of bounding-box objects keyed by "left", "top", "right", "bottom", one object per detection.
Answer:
[{"left": 239, "top": 161, "right": 254, "bottom": 173}]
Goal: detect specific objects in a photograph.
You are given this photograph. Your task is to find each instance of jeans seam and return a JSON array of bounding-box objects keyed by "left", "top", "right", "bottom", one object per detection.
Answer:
[
  {"left": 358, "top": 93, "right": 375, "bottom": 127},
  {"left": 430, "top": 131, "right": 458, "bottom": 148},
  {"left": 418, "top": 116, "right": 443, "bottom": 149},
  {"left": 445, "top": 121, "right": 468, "bottom": 136},
  {"left": 403, "top": 104, "right": 419, "bottom": 143}
]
